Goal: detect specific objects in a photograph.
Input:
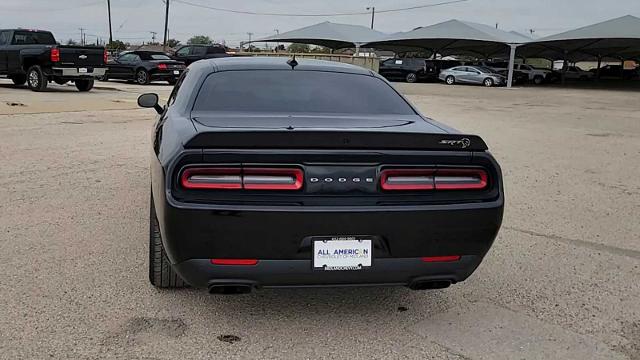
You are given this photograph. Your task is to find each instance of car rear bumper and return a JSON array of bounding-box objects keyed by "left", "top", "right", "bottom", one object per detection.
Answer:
[
  {"left": 51, "top": 67, "right": 106, "bottom": 77},
  {"left": 151, "top": 70, "right": 183, "bottom": 80},
  {"left": 154, "top": 193, "right": 503, "bottom": 288},
  {"left": 175, "top": 256, "right": 483, "bottom": 289}
]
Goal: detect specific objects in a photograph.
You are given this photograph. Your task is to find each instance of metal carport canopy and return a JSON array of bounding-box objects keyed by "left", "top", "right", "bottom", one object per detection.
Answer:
[
  {"left": 252, "top": 21, "right": 387, "bottom": 50},
  {"left": 365, "top": 19, "right": 531, "bottom": 87},
  {"left": 517, "top": 15, "right": 640, "bottom": 62}
]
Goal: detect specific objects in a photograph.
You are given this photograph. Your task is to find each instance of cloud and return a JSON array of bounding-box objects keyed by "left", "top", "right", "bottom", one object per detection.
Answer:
[{"left": 2, "top": 0, "right": 639, "bottom": 45}]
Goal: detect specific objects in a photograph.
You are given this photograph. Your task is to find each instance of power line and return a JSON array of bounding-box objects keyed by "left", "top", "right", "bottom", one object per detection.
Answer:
[{"left": 172, "top": 0, "right": 468, "bottom": 17}]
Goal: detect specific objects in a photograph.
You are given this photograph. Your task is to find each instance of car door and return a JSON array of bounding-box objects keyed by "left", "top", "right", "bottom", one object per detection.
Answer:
[
  {"left": 173, "top": 46, "right": 191, "bottom": 64},
  {"left": 109, "top": 53, "right": 136, "bottom": 79},
  {"left": 379, "top": 58, "right": 401, "bottom": 79},
  {"left": 457, "top": 67, "right": 476, "bottom": 83},
  {"left": 0, "top": 30, "right": 11, "bottom": 74}
]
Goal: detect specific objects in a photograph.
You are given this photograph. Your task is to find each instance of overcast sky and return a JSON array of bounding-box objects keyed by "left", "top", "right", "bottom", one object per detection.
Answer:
[{"left": 3, "top": 0, "right": 640, "bottom": 46}]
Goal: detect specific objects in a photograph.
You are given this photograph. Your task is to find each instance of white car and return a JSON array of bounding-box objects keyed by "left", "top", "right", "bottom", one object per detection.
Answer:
[
  {"left": 561, "top": 66, "right": 595, "bottom": 80},
  {"left": 489, "top": 63, "right": 551, "bottom": 84}
]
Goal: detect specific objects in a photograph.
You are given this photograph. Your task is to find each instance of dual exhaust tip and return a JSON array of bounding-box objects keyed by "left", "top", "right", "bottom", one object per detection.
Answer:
[{"left": 207, "top": 279, "right": 452, "bottom": 294}]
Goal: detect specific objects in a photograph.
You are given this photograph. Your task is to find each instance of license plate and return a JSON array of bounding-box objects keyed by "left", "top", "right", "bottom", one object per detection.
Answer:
[
  {"left": 313, "top": 237, "right": 372, "bottom": 271},
  {"left": 78, "top": 68, "right": 88, "bottom": 73},
  {"left": 173, "top": 70, "right": 180, "bottom": 75}
]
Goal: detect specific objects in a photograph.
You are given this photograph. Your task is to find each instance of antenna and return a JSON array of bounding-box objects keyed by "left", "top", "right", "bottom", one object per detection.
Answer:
[{"left": 287, "top": 54, "right": 298, "bottom": 69}]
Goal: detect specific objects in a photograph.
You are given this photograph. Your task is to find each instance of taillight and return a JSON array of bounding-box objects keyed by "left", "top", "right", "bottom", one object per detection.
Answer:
[
  {"left": 380, "top": 168, "right": 488, "bottom": 191},
  {"left": 50, "top": 48, "right": 60, "bottom": 62},
  {"left": 211, "top": 259, "right": 259, "bottom": 265},
  {"left": 180, "top": 167, "right": 303, "bottom": 191},
  {"left": 380, "top": 169, "right": 434, "bottom": 190},
  {"left": 158, "top": 63, "right": 168, "bottom": 70},
  {"left": 103, "top": 49, "right": 108, "bottom": 64},
  {"left": 422, "top": 255, "right": 461, "bottom": 262},
  {"left": 181, "top": 168, "right": 242, "bottom": 190},
  {"left": 434, "top": 169, "right": 488, "bottom": 190},
  {"left": 243, "top": 168, "right": 303, "bottom": 190}
]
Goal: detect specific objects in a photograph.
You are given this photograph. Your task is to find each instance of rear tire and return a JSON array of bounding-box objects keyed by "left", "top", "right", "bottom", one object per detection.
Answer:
[
  {"left": 149, "top": 194, "right": 187, "bottom": 288},
  {"left": 11, "top": 74, "right": 27, "bottom": 86},
  {"left": 26, "top": 65, "right": 48, "bottom": 92},
  {"left": 405, "top": 72, "right": 418, "bottom": 83},
  {"left": 483, "top": 78, "right": 494, "bottom": 87},
  {"left": 533, "top": 75, "right": 544, "bottom": 85},
  {"left": 75, "top": 79, "right": 94, "bottom": 92},
  {"left": 445, "top": 75, "right": 455, "bottom": 85},
  {"left": 136, "top": 69, "right": 150, "bottom": 85}
]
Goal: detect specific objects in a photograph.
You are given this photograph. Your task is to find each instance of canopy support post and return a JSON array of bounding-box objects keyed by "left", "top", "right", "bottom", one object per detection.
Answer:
[
  {"left": 596, "top": 55, "right": 602, "bottom": 82},
  {"left": 355, "top": 43, "right": 361, "bottom": 56},
  {"left": 507, "top": 44, "right": 518, "bottom": 88}
]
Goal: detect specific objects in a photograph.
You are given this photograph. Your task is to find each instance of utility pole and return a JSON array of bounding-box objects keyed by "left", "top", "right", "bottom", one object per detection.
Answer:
[
  {"left": 79, "top": 28, "right": 86, "bottom": 45},
  {"left": 163, "top": 0, "right": 170, "bottom": 51},
  {"left": 107, "top": 0, "right": 113, "bottom": 44},
  {"left": 366, "top": 7, "right": 375, "bottom": 29},
  {"left": 247, "top": 32, "right": 253, "bottom": 52}
]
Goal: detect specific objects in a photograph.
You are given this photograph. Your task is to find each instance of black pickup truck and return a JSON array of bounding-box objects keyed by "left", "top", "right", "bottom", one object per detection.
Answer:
[{"left": 0, "top": 29, "right": 107, "bottom": 92}]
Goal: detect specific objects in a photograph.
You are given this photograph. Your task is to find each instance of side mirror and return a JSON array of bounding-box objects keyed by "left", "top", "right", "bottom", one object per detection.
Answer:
[{"left": 138, "top": 93, "right": 163, "bottom": 114}]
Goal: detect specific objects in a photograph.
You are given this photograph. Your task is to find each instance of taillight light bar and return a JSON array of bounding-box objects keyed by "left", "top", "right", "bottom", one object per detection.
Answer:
[
  {"left": 50, "top": 48, "right": 60, "bottom": 62},
  {"left": 243, "top": 168, "right": 303, "bottom": 190},
  {"left": 422, "top": 255, "right": 461, "bottom": 262},
  {"left": 158, "top": 63, "right": 168, "bottom": 70},
  {"left": 103, "top": 49, "right": 108, "bottom": 64},
  {"left": 380, "top": 169, "right": 435, "bottom": 190},
  {"left": 381, "top": 168, "right": 488, "bottom": 191},
  {"left": 211, "top": 259, "right": 259, "bottom": 265},
  {"left": 180, "top": 167, "right": 303, "bottom": 191}
]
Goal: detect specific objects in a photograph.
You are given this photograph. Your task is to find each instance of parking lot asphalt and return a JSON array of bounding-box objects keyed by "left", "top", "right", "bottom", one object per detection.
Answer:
[{"left": 0, "top": 79, "right": 638, "bottom": 359}]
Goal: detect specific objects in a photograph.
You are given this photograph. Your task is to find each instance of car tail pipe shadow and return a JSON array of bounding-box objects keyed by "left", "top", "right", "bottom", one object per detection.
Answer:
[
  {"left": 207, "top": 280, "right": 257, "bottom": 295},
  {"left": 407, "top": 279, "right": 453, "bottom": 290}
]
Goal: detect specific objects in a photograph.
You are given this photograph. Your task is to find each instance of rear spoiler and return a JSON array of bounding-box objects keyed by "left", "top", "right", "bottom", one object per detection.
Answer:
[{"left": 184, "top": 131, "right": 488, "bottom": 151}]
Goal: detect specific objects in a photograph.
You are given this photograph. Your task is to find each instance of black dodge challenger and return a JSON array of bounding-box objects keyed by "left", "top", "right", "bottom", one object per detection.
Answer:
[{"left": 138, "top": 57, "right": 504, "bottom": 294}]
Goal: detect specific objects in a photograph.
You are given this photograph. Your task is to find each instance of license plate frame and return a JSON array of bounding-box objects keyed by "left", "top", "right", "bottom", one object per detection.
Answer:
[
  {"left": 313, "top": 236, "right": 373, "bottom": 271},
  {"left": 173, "top": 70, "right": 180, "bottom": 75}
]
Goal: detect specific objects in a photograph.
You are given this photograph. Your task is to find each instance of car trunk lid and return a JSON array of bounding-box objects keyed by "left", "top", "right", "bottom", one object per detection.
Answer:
[{"left": 186, "top": 113, "right": 487, "bottom": 151}]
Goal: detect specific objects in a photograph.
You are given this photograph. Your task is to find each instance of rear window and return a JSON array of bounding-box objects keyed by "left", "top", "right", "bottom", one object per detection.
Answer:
[
  {"left": 12, "top": 31, "right": 56, "bottom": 45},
  {"left": 193, "top": 70, "right": 416, "bottom": 115},
  {"left": 150, "top": 54, "right": 171, "bottom": 60}
]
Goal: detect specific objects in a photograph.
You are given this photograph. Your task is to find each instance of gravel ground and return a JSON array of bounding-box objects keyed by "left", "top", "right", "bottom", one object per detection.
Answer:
[{"left": 0, "top": 79, "right": 638, "bottom": 359}]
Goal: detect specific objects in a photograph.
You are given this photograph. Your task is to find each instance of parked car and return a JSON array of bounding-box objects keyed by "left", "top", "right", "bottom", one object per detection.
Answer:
[
  {"left": 0, "top": 29, "right": 106, "bottom": 92},
  {"left": 102, "top": 51, "right": 186, "bottom": 85},
  {"left": 553, "top": 66, "right": 595, "bottom": 81},
  {"left": 138, "top": 57, "right": 504, "bottom": 293},
  {"left": 379, "top": 58, "right": 461, "bottom": 83},
  {"left": 589, "top": 64, "right": 639, "bottom": 79},
  {"left": 171, "top": 44, "right": 229, "bottom": 66},
  {"left": 439, "top": 66, "right": 506, "bottom": 87},
  {"left": 487, "top": 62, "right": 552, "bottom": 84}
]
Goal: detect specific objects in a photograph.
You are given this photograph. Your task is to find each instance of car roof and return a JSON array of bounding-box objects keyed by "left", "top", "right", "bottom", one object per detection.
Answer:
[{"left": 189, "top": 56, "right": 374, "bottom": 76}]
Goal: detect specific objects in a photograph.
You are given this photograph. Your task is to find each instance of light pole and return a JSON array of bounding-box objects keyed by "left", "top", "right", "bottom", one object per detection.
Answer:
[
  {"left": 274, "top": 29, "right": 279, "bottom": 52},
  {"left": 163, "top": 0, "right": 170, "bottom": 51},
  {"left": 107, "top": 0, "right": 113, "bottom": 44},
  {"left": 247, "top": 32, "right": 253, "bottom": 52},
  {"left": 366, "top": 6, "right": 375, "bottom": 29}
]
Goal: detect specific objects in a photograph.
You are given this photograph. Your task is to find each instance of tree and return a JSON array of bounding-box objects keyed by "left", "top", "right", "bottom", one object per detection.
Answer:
[
  {"left": 66, "top": 39, "right": 77, "bottom": 45},
  {"left": 166, "top": 38, "right": 181, "bottom": 48},
  {"left": 107, "top": 40, "right": 128, "bottom": 51},
  {"left": 287, "top": 43, "right": 311, "bottom": 53},
  {"left": 187, "top": 35, "right": 213, "bottom": 45}
]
